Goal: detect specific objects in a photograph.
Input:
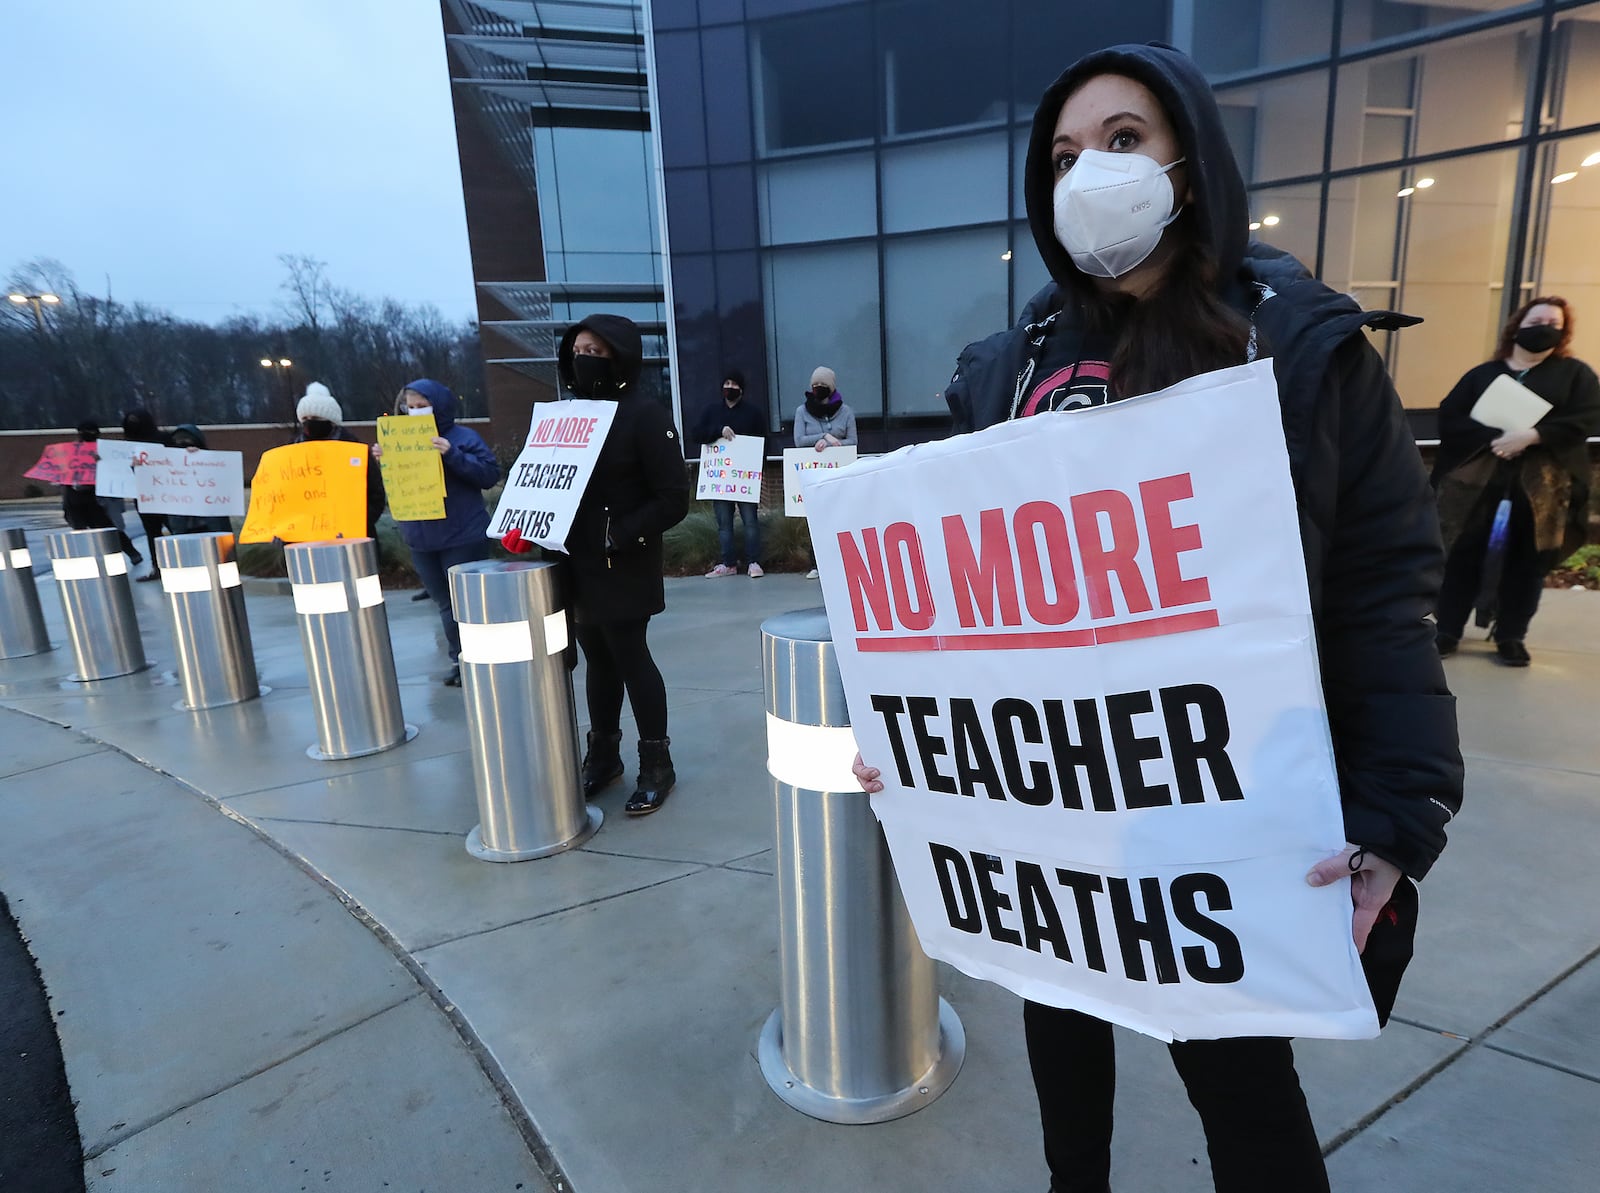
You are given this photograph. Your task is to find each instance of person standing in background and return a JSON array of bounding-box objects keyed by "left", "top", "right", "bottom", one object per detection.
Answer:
[
  {"left": 370, "top": 379, "right": 499, "bottom": 686},
  {"left": 61, "top": 419, "right": 143, "bottom": 564},
  {"left": 793, "top": 367, "right": 857, "bottom": 578},
  {"left": 121, "top": 408, "right": 170, "bottom": 581},
  {"left": 1431, "top": 296, "right": 1600, "bottom": 666},
  {"left": 294, "top": 382, "right": 386, "bottom": 538},
  {"left": 694, "top": 368, "right": 767, "bottom": 578}
]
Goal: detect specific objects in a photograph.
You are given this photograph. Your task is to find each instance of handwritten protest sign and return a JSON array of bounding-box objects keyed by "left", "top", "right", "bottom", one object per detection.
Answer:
[
  {"left": 93, "top": 439, "right": 141, "bottom": 499},
  {"left": 133, "top": 447, "right": 245, "bottom": 517},
  {"left": 783, "top": 445, "right": 857, "bottom": 516},
  {"left": 376, "top": 413, "right": 446, "bottom": 521},
  {"left": 488, "top": 400, "right": 617, "bottom": 550},
  {"left": 240, "top": 441, "right": 369, "bottom": 543},
  {"left": 801, "top": 360, "right": 1376, "bottom": 1043},
  {"left": 24, "top": 442, "right": 98, "bottom": 488},
  {"left": 696, "top": 435, "right": 764, "bottom": 503}
]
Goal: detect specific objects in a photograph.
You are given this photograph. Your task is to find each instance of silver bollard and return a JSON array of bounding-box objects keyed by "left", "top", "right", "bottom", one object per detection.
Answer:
[
  {"left": 450, "top": 559, "right": 600, "bottom": 861},
  {"left": 156, "top": 532, "right": 265, "bottom": 710},
  {"left": 43, "top": 527, "right": 149, "bottom": 681},
  {"left": 285, "top": 539, "right": 417, "bottom": 761},
  {"left": 0, "top": 528, "right": 52, "bottom": 659},
  {"left": 757, "top": 608, "right": 964, "bottom": 1124}
]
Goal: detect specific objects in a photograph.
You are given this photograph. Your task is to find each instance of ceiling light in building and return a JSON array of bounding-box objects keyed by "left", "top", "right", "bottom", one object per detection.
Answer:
[
  {"left": 1583, "top": 152, "right": 1600, "bottom": 168},
  {"left": 1262, "top": 215, "right": 1281, "bottom": 226},
  {"left": 1001, "top": 250, "right": 1013, "bottom": 261},
  {"left": 1248, "top": 221, "right": 1262, "bottom": 230},
  {"left": 1552, "top": 172, "right": 1579, "bottom": 185},
  {"left": 1415, "top": 177, "right": 1435, "bottom": 189},
  {"left": 259, "top": 357, "right": 274, "bottom": 367},
  {"left": 1397, "top": 186, "right": 1416, "bottom": 197}
]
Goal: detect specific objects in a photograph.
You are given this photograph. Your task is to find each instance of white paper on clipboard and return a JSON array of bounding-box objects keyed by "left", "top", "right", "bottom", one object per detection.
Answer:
[{"left": 1470, "top": 373, "right": 1552, "bottom": 432}]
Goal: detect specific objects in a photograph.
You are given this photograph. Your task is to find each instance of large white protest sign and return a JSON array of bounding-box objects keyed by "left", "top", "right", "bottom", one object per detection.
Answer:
[
  {"left": 133, "top": 447, "right": 246, "bottom": 516},
  {"left": 488, "top": 400, "right": 617, "bottom": 550},
  {"left": 800, "top": 360, "right": 1376, "bottom": 1043},
  {"left": 783, "top": 445, "right": 857, "bottom": 516},
  {"left": 93, "top": 439, "right": 141, "bottom": 499},
  {"left": 695, "top": 434, "right": 764, "bottom": 503}
]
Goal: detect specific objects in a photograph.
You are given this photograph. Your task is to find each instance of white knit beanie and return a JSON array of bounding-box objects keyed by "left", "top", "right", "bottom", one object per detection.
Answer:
[{"left": 296, "top": 382, "right": 343, "bottom": 425}]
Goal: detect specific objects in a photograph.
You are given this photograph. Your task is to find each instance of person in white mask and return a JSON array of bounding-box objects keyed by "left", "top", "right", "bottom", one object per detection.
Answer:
[{"left": 852, "top": 42, "right": 1462, "bottom": 1193}]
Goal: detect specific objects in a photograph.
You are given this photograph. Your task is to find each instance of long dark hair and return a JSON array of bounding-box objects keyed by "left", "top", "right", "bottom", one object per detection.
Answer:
[
  {"left": 1070, "top": 211, "right": 1252, "bottom": 399},
  {"left": 1495, "top": 295, "right": 1574, "bottom": 360}
]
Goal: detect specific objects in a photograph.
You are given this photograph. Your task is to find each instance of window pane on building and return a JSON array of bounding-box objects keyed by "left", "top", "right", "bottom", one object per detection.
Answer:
[
  {"left": 1190, "top": 0, "right": 1333, "bottom": 75},
  {"left": 762, "top": 242, "right": 885, "bottom": 418},
  {"left": 757, "top": 152, "right": 877, "bottom": 245},
  {"left": 1527, "top": 133, "right": 1600, "bottom": 367},
  {"left": 885, "top": 227, "right": 1009, "bottom": 414},
  {"left": 1246, "top": 182, "right": 1321, "bottom": 274},
  {"left": 1332, "top": 22, "right": 1535, "bottom": 170},
  {"left": 882, "top": 132, "right": 1008, "bottom": 234},
  {"left": 1216, "top": 73, "right": 1329, "bottom": 184},
  {"left": 751, "top": 6, "right": 874, "bottom": 153},
  {"left": 1554, "top": 6, "right": 1600, "bottom": 131},
  {"left": 1340, "top": 0, "right": 1535, "bottom": 54},
  {"left": 880, "top": 0, "right": 1007, "bottom": 136}
]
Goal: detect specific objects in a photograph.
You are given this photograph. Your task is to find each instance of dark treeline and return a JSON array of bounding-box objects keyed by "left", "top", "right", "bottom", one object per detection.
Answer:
[{"left": 0, "top": 255, "right": 483, "bottom": 431}]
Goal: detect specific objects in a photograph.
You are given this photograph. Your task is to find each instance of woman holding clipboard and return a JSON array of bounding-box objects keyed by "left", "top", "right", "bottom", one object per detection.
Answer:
[{"left": 1432, "top": 297, "right": 1600, "bottom": 666}]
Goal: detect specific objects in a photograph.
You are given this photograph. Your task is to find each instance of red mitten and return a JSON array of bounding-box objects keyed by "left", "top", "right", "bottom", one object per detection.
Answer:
[{"left": 501, "top": 527, "right": 535, "bottom": 555}]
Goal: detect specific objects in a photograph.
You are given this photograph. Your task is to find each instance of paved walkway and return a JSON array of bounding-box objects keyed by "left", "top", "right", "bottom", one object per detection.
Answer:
[{"left": 1, "top": 509, "right": 1598, "bottom": 1191}]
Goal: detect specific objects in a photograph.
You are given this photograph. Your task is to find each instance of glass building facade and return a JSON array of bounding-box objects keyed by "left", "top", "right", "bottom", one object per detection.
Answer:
[
  {"left": 1198, "top": 0, "right": 1600, "bottom": 431},
  {"left": 649, "top": 0, "right": 1169, "bottom": 446},
  {"left": 645, "top": 0, "right": 1600, "bottom": 445},
  {"left": 441, "top": 0, "right": 670, "bottom": 438}
]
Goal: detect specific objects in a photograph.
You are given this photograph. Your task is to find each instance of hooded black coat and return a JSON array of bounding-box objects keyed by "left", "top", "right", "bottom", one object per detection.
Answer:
[
  {"left": 945, "top": 43, "right": 1462, "bottom": 881},
  {"left": 555, "top": 314, "right": 690, "bottom": 625}
]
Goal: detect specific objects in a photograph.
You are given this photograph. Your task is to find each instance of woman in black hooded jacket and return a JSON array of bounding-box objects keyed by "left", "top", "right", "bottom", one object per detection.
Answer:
[
  {"left": 854, "top": 43, "right": 1463, "bottom": 1193},
  {"left": 506, "top": 315, "right": 690, "bottom": 816}
]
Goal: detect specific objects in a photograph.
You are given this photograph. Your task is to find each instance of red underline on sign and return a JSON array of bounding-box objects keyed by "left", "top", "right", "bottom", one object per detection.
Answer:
[
  {"left": 854, "top": 608, "right": 1221, "bottom": 652},
  {"left": 525, "top": 441, "right": 592, "bottom": 449}
]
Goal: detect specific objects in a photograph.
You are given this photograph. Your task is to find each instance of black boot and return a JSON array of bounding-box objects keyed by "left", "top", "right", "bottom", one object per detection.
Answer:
[
  {"left": 625, "top": 738, "right": 675, "bottom": 816},
  {"left": 582, "top": 730, "right": 624, "bottom": 799}
]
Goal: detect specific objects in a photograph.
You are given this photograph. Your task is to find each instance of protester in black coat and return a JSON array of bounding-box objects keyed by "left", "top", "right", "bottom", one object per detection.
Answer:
[
  {"left": 61, "top": 419, "right": 143, "bottom": 563},
  {"left": 121, "top": 409, "right": 170, "bottom": 580},
  {"left": 854, "top": 42, "right": 1463, "bottom": 1193},
  {"left": 1430, "top": 296, "right": 1600, "bottom": 666},
  {"left": 509, "top": 314, "right": 689, "bottom": 816}
]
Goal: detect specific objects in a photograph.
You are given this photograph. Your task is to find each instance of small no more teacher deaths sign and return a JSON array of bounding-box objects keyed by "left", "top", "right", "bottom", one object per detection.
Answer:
[
  {"left": 489, "top": 401, "right": 617, "bottom": 551},
  {"left": 800, "top": 360, "right": 1377, "bottom": 1043}
]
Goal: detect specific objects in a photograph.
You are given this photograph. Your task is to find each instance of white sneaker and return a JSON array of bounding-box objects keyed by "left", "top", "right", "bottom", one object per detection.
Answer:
[
  {"left": 748, "top": 563, "right": 764, "bottom": 578},
  {"left": 805, "top": 568, "right": 820, "bottom": 579},
  {"left": 705, "top": 563, "right": 737, "bottom": 578}
]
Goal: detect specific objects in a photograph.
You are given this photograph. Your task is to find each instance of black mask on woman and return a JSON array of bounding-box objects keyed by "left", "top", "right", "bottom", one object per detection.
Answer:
[
  {"left": 1514, "top": 324, "right": 1562, "bottom": 355},
  {"left": 301, "top": 418, "right": 335, "bottom": 441},
  {"left": 571, "top": 354, "right": 617, "bottom": 397},
  {"left": 805, "top": 389, "right": 838, "bottom": 420}
]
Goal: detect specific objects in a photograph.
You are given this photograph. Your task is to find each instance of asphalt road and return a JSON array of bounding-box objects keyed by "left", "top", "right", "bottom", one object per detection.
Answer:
[{"left": 0, "top": 891, "right": 84, "bottom": 1193}]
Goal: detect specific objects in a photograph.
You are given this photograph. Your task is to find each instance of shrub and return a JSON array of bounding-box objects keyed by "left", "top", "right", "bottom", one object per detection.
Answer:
[{"left": 660, "top": 501, "right": 813, "bottom": 575}]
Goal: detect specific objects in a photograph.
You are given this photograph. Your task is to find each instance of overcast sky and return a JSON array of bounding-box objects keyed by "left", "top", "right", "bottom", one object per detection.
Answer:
[{"left": 0, "top": 0, "right": 477, "bottom": 325}]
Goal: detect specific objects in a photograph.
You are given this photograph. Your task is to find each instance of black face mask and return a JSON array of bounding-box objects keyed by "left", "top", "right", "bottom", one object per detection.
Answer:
[
  {"left": 301, "top": 418, "right": 335, "bottom": 441},
  {"left": 723, "top": 387, "right": 742, "bottom": 404},
  {"left": 1514, "top": 324, "right": 1562, "bottom": 354},
  {"left": 805, "top": 390, "right": 838, "bottom": 419},
  {"left": 571, "top": 354, "right": 616, "bottom": 397}
]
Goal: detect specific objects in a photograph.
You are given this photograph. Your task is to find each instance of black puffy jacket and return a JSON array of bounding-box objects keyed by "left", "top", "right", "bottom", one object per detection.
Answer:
[{"left": 944, "top": 42, "right": 1463, "bottom": 880}]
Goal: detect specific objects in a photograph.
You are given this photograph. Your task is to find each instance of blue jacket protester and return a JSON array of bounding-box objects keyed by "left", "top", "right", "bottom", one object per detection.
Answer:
[{"left": 392, "top": 379, "right": 500, "bottom": 551}]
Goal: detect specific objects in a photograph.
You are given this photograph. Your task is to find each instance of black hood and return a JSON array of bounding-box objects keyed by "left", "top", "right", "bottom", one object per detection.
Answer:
[
  {"left": 557, "top": 314, "right": 644, "bottom": 397},
  {"left": 1024, "top": 42, "right": 1248, "bottom": 292}
]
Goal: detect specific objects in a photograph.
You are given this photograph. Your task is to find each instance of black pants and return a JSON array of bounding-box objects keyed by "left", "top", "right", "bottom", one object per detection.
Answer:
[
  {"left": 1024, "top": 1003, "right": 1328, "bottom": 1193},
  {"left": 62, "top": 493, "right": 140, "bottom": 558},
  {"left": 1435, "top": 488, "right": 1545, "bottom": 643},
  {"left": 138, "top": 512, "right": 166, "bottom": 566},
  {"left": 575, "top": 618, "right": 668, "bottom": 740}
]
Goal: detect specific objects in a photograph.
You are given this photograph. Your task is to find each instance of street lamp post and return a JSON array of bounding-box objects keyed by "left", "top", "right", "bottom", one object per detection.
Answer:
[
  {"left": 260, "top": 356, "right": 296, "bottom": 423},
  {"left": 7, "top": 291, "right": 61, "bottom": 332}
]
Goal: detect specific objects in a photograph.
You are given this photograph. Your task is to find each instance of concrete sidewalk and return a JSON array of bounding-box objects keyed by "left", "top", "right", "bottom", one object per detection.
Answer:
[{"left": 1, "top": 514, "right": 1598, "bottom": 1191}]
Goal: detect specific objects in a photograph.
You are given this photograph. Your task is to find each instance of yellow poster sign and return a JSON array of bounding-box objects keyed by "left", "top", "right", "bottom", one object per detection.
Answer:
[
  {"left": 375, "top": 413, "right": 446, "bottom": 521},
  {"left": 239, "top": 441, "right": 370, "bottom": 544}
]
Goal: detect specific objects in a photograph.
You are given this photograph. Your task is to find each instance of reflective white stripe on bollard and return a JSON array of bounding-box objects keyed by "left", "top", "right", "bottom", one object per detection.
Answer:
[{"left": 758, "top": 607, "right": 965, "bottom": 1124}]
